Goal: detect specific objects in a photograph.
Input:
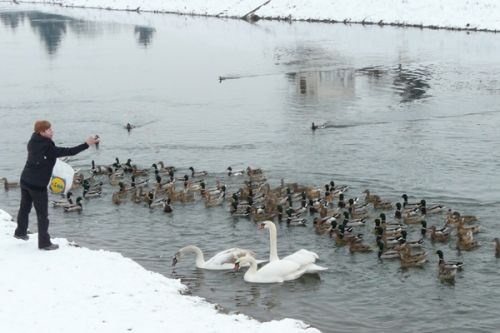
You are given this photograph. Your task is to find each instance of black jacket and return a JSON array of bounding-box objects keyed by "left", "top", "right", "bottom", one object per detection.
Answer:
[{"left": 20, "top": 133, "right": 89, "bottom": 190}]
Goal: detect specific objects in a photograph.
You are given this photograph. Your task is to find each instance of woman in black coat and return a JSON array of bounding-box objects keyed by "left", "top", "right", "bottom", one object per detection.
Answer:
[{"left": 14, "top": 120, "right": 99, "bottom": 250}]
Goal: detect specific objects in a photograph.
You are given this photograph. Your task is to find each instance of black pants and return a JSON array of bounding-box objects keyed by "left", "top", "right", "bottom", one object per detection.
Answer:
[{"left": 15, "top": 185, "right": 52, "bottom": 248}]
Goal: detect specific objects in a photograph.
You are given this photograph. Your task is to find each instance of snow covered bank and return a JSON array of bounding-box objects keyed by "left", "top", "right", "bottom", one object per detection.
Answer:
[
  {"left": 0, "top": 209, "right": 319, "bottom": 333},
  {"left": 16, "top": 0, "right": 500, "bottom": 31}
]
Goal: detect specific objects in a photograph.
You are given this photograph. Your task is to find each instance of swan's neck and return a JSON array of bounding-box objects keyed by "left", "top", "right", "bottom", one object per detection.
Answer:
[
  {"left": 267, "top": 223, "right": 279, "bottom": 262},
  {"left": 243, "top": 258, "right": 258, "bottom": 278},
  {"left": 183, "top": 245, "right": 205, "bottom": 268}
]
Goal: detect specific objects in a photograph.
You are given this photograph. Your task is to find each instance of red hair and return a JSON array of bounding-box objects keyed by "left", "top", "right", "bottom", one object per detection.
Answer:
[{"left": 34, "top": 120, "right": 51, "bottom": 134}]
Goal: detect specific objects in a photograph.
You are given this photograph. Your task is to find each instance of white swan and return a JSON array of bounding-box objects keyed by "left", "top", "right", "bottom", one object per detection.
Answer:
[
  {"left": 172, "top": 245, "right": 264, "bottom": 270},
  {"left": 258, "top": 221, "right": 327, "bottom": 273},
  {"left": 235, "top": 255, "right": 308, "bottom": 283}
]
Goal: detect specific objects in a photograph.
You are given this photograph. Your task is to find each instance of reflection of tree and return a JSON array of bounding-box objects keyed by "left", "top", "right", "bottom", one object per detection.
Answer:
[
  {"left": 134, "top": 26, "right": 155, "bottom": 47},
  {"left": 1, "top": 11, "right": 102, "bottom": 55},
  {"left": 0, "top": 11, "right": 26, "bottom": 29},
  {"left": 28, "top": 12, "right": 70, "bottom": 55},
  {"left": 357, "top": 65, "right": 431, "bottom": 103},
  {"left": 393, "top": 64, "right": 431, "bottom": 103}
]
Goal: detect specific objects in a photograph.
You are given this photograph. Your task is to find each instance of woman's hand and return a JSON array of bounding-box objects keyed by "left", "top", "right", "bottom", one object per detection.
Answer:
[{"left": 86, "top": 135, "right": 100, "bottom": 146}]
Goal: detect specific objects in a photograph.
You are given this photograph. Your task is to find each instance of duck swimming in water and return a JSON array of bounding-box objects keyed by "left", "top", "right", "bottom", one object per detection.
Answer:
[
  {"left": 311, "top": 122, "right": 327, "bottom": 131},
  {"left": 51, "top": 191, "right": 74, "bottom": 208},
  {"left": 494, "top": 238, "right": 500, "bottom": 258},
  {"left": 348, "top": 237, "right": 372, "bottom": 253},
  {"left": 430, "top": 225, "right": 451, "bottom": 243},
  {"left": 376, "top": 236, "right": 400, "bottom": 259},
  {"left": 227, "top": 166, "right": 244, "bottom": 176},
  {"left": 64, "top": 197, "right": 83, "bottom": 213},
  {"left": 125, "top": 123, "right": 135, "bottom": 132},
  {"left": 436, "top": 250, "right": 462, "bottom": 283},
  {"left": 131, "top": 175, "right": 149, "bottom": 188},
  {"left": 163, "top": 198, "right": 173, "bottom": 213},
  {"left": 1, "top": 177, "right": 20, "bottom": 191},
  {"left": 90, "top": 160, "right": 109, "bottom": 175},
  {"left": 401, "top": 194, "right": 420, "bottom": 208},
  {"left": 188, "top": 166, "right": 208, "bottom": 178},
  {"left": 456, "top": 230, "right": 479, "bottom": 251}
]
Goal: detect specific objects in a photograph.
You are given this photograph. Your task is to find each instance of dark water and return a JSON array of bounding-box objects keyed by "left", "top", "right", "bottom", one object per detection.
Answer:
[{"left": 1, "top": 4, "right": 500, "bottom": 332}]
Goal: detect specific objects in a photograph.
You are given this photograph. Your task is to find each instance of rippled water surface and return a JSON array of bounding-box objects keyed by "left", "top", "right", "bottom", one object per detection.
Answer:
[{"left": 1, "top": 4, "right": 500, "bottom": 332}]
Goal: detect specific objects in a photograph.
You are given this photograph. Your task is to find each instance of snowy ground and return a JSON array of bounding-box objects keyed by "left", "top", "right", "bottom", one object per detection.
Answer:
[
  {"left": 0, "top": 209, "right": 319, "bottom": 333},
  {"left": 13, "top": 0, "right": 500, "bottom": 31}
]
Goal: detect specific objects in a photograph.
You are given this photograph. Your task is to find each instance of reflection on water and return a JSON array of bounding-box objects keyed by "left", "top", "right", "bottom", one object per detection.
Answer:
[
  {"left": 276, "top": 45, "right": 337, "bottom": 69},
  {"left": 134, "top": 26, "right": 155, "bottom": 47},
  {"left": 287, "top": 64, "right": 430, "bottom": 105},
  {"left": 393, "top": 64, "right": 431, "bottom": 102},
  {"left": 0, "top": 10, "right": 24, "bottom": 29},
  {"left": 357, "top": 64, "right": 431, "bottom": 103},
  {"left": 29, "top": 12, "right": 69, "bottom": 54},
  {"left": 0, "top": 10, "right": 155, "bottom": 54},
  {"left": 356, "top": 65, "right": 388, "bottom": 80},
  {"left": 287, "top": 69, "right": 355, "bottom": 97}
]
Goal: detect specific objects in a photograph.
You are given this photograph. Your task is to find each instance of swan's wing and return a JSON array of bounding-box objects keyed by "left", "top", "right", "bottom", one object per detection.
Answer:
[
  {"left": 256, "top": 260, "right": 307, "bottom": 282},
  {"left": 206, "top": 248, "right": 255, "bottom": 266},
  {"left": 258, "top": 259, "right": 300, "bottom": 276},
  {"left": 294, "top": 249, "right": 319, "bottom": 259},
  {"left": 283, "top": 249, "right": 319, "bottom": 266},
  {"left": 304, "top": 263, "right": 328, "bottom": 274},
  {"left": 282, "top": 266, "right": 309, "bottom": 281}
]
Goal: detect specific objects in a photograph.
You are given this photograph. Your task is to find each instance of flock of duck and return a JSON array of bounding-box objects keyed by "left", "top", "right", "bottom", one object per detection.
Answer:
[{"left": 2, "top": 159, "right": 499, "bottom": 284}]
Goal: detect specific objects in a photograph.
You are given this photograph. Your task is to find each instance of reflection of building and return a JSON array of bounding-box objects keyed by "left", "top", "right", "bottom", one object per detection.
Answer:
[
  {"left": 134, "top": 26, "right": 155, "bottom": 47},
  {"left": 289, "top": 69, "right": 355, "bottom": 98}
]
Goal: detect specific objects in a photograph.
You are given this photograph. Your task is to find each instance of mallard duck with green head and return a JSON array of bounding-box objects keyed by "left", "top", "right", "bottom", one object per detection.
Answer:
[
  {"left": 436, "top": 250, "right": 462, "bottom": 282},
  {"left": 64, "top": 197, "right": 83, "bottom": 213},
  {"left": 51, "top": 191, "right": 73, "bottom": 208}
]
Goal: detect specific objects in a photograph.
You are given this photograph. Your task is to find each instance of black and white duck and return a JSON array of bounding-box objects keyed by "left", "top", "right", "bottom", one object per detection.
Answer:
[
  {"left": 227, "top": 166, "right": 244, "bottom": 176},
  {"left": 90, "top": 160, "right": 109, "bottom": 175},
  {"left": 189, "top": 166, "right": 208, "bottom": 178},
  {"left": 51, "top": 191, "right": 74, "bottom": 208},
  {"left": 64, "top": 197, "right": 83, "bottom": 213},
  {"left": 376, "top": 236, "right": 400, "bottom": 259},
  {"left": 131, "top": 175, "right": 149, "bottom": 188}
]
